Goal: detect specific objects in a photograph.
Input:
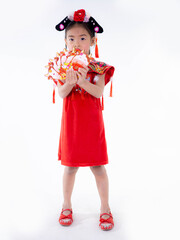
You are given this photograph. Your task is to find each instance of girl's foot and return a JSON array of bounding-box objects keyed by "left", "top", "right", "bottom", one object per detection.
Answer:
[
  {"left": 59, "top": 208, "right": 73, "bottom": 226},
  {"left": 99, "top": 211, "right": 114, "bottom": 230},
  {"left": 62, "top": 203, "right": 72, "bottom": 216}
]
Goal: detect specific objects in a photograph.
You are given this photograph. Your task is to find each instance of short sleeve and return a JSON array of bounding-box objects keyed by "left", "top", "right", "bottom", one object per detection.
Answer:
[
  {"left": 104, "top": 66, "right": 115, "bottom": 85},
  {"left": 88, "top": 61, "right": 115, "bottom": 85}
]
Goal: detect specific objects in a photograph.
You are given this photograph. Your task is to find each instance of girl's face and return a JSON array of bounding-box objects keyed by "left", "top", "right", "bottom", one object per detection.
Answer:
[{"left": 65, "top": 24, "right": 95, "bottom": 55}]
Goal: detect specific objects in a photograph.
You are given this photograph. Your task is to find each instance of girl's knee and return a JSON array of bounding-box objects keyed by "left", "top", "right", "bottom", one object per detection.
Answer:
[
  {"left": 65, "top": 166, "right": 79, "bottom": 174},
  {"left": 90, "top": 165, "right": 106, "bottom": 176}
]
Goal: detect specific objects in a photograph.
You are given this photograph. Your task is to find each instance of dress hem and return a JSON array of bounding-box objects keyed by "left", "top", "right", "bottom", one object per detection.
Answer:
[{"left": 57, "top": 159, "right": 108, "bottom": 167}]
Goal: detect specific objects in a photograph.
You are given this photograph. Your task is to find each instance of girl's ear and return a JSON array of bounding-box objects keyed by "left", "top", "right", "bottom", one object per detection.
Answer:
[{"left": 90, "top": 37, "right": 96, "bottom": 47}]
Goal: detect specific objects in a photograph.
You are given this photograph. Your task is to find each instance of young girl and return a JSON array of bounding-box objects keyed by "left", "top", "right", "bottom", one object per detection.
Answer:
[{"left": 52, "top": 9, "right": 115, "bottom": 230}]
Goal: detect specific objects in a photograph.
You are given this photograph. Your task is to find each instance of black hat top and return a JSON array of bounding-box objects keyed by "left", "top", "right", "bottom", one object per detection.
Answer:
[{"left": 55, "top": 9, "right": 103, "bottom": 33}]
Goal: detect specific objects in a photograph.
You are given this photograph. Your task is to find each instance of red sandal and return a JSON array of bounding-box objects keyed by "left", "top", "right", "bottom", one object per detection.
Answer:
[
  {"left": 59, "top": 209, "right": 73, "bottom": 226},
  {"left": 99, "top": 212, "right": 114, "bottom": 230}
]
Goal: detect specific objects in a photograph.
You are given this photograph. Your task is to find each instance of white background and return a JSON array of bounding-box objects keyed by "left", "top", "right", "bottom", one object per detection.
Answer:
[{"left": 0, "top": 0, "right": 180, "bottom": 239}]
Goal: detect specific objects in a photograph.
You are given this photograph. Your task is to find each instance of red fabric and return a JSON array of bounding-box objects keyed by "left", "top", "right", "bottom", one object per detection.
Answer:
[{"left": 58, "top": 63, "right": 114, "bottom": 167}]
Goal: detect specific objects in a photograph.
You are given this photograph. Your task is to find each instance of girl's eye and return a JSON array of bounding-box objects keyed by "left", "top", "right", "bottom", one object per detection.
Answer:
[
  {"left": 69, "top": 38, "right": 74, "bottom": 41},
  {"left": 81, "top": 37, "right": 86, "bottom": 41}
]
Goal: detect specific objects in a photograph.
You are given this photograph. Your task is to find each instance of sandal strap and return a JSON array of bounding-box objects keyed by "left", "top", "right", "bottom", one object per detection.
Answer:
[
  {"left": 100, "top": 212, "right": 113, "bottom": 218},
  {"left": 61, "top": 208, "right": 73, "bottom": 214}
]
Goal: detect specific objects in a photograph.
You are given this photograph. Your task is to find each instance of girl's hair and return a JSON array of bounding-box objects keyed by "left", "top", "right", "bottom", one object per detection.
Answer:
[{"left": 65, "top": 21, "right": 95, "bottom": 39}]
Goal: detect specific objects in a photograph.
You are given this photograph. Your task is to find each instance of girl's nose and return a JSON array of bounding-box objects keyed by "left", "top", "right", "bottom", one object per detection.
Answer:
[{"left": 74, "top": 41, "right": 80, "bottom": 48}]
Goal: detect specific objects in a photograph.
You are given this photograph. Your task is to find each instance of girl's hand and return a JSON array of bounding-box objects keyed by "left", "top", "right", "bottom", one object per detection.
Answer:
[
  {"left": 76, "top": 65, "right": 89, "bottom": 86},
  {"left": 66, "top": 69, "right": 78, "bottom": 86}
]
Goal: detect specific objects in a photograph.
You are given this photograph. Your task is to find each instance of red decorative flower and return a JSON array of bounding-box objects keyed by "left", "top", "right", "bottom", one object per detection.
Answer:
[{"left": 74, "top": 9, "right": 85, "bottom": 22}]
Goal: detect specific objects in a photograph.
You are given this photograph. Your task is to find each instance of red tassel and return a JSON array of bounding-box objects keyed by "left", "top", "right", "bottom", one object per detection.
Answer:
[
  {"left": 53, "top": 84, "right": 55, "bottom": 104},
  {"left": 101, "top": 94, "right": 104, "bottom": 110},
  {"left": 110, "top": 80, "right": 113, "bottom": 97},
  {"left": 95, "top": 35, "right": 99, "bottom": 58}
]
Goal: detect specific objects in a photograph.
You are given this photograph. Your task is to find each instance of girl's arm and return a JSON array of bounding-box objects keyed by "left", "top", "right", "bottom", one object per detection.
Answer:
[
  {"left": 57, "top": 69, "right": 77, "bottom": 98},
  {"left": 78, "top": 74, "right": 105, "bottom": 98},
  {"left": 77, "top": 66, "right": 105, "bottom": 98},
  {"left": 57, "top": 81, "right": 75, "bottom": 99}
]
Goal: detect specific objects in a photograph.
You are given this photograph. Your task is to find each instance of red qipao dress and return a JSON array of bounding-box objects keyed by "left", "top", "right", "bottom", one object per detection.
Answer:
[{"left": 58, "top": 61, "right": 115, "bottom": 167}]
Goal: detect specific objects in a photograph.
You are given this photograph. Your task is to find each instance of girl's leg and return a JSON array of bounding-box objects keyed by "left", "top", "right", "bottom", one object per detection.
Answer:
[
  {"left": 90, "top": 165, "right": 111, "bottom": 218},
  {"left": 62, "top": 166, "right": 79, "bottom": 215}
]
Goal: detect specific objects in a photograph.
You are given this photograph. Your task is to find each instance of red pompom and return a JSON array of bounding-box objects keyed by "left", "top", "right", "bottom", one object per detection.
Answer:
[{"left": 74, "top": 9, "right": 85, "bottom": 22}]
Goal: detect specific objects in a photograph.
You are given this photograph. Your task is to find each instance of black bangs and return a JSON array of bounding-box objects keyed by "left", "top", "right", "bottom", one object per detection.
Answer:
[{"left": 65, "top": 22, "right": 95, "bottom": 39}]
